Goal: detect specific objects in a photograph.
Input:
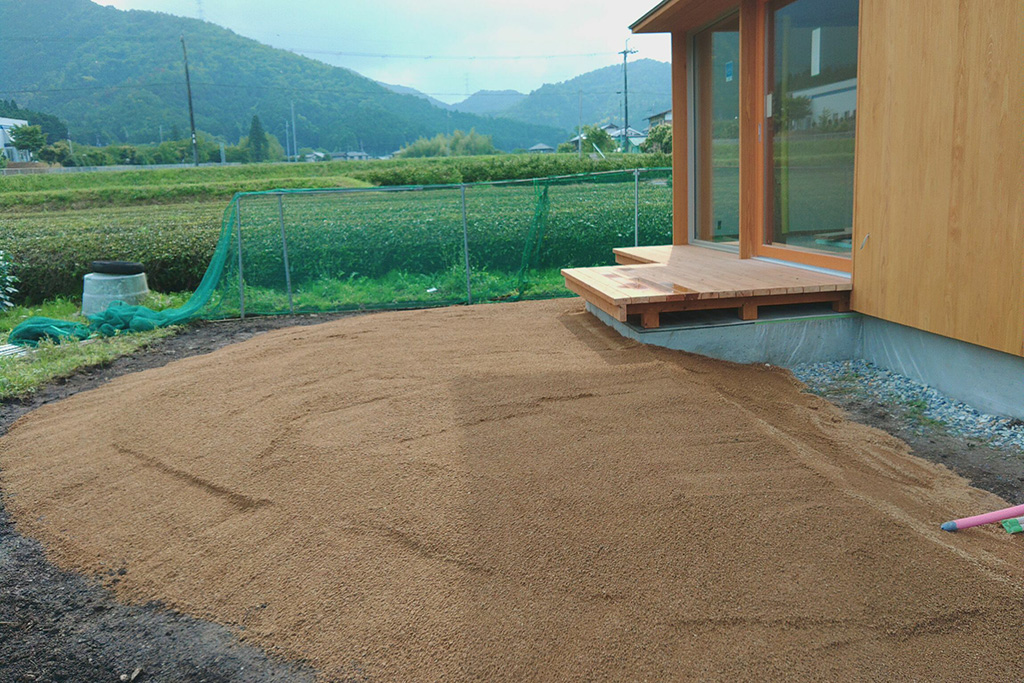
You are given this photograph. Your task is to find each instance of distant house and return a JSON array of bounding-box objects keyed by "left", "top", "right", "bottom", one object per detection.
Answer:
[
  {"left": 647, "top": 109, "right": 672, "bottom": 130},
  {"left": 330, "top": 151, "right": 371, "bottom": 161},
  {"left": 303, "top": 151, "right": 327, "bottom": 162},
  {"left": 528, "top": 143, "right": 555, "bottom": 154},
  {"left": 605, "top": 125, "right": 646, "bottom": 153},
  {"left": 0, "top": 117, "right": 32, "bottom": 162},
  {"left": 568, "top": 124, "right": 646, "bottom": 153}
]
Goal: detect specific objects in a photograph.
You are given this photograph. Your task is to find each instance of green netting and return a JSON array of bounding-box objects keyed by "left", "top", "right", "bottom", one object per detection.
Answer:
[
  {"left": 8, "top": 199, "right": 238, "bottom": 346},
  {"left": 9, "top": 168, "right": 672, "bottom": 346}
]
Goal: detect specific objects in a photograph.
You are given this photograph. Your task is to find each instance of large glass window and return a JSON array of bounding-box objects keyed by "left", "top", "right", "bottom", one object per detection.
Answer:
[
  {"left": 693, "top": 14, "right": 740, "bottom": 245},
  {"left": 765, "top": 0, "right": 858, "bottom": 255}
]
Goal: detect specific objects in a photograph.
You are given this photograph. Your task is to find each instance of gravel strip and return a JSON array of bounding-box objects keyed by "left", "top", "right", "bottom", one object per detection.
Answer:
[{"left": 792, "top": 359, "right": 1024, "bottom": 453}]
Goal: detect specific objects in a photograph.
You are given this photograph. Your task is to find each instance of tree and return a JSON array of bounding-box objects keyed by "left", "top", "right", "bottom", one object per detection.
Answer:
[
  {"left": 247, "top": 115, "right": 268, "bottom": 162},
  {"left": 398, "top": 129, "right": 496, "bottom": 158},
  {"left": 449, "top": 129, "right": 496, "bottom": 156},
  {"left": 109, "top": 144, "right": 140, "bottom": 165},
  {"left": 10, "top": 125, "right": 46, "bottom": 155},
  {"left": 577, "top": 125, "right": 616, "bottom": 155},
  {"left": 36, "top": 140, "right": 74, "bottom": 166},
  {"left": 640, "top": 124, "right": 672, "bottom": 154},
  {"left": 784, "top": 96, "right": 813, "bottom": 125}
]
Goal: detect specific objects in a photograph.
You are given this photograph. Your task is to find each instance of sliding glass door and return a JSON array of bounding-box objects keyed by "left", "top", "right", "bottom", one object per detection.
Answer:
[
  {"left": 693, "top": 14, "right": 741, "bottom": 246},
  {"left": 763, "top": 0, "right": 859, "bottom": 256}
]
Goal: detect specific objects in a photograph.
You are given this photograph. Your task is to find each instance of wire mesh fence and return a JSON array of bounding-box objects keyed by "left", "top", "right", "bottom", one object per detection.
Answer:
[{"left": 198, "top": 168, "right": 673, "bottom": 319}]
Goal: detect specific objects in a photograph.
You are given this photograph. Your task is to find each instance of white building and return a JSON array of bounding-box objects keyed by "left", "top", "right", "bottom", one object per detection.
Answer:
[
  {"left": 790, "top": 77, "right": 857, "bottom": 125},
  {"left": 0, "top": 117, "right": 32, "bottom": 162}
]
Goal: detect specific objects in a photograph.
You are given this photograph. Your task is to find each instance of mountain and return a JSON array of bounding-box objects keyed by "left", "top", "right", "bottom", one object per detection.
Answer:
[
  {"left": 377, "top": 82, "right": 453, "bottom": 111},
  {"left": 489, "top": 59, "right": 672, "bottom": 133},
  {"left": 0, "top": 0, "right": 567, "bottom": 154},
  {"left": 451, "top": 90, "right": 526, "bottom": 116}
]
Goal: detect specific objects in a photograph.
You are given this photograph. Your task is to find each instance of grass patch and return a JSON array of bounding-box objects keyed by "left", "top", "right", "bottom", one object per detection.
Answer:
[
  {"left": 903, "top": 397, "right": 945, "bottom": 429},
  {"left": 0, "top": 328, "right": 180, "bottom": 401},
  {"left": 0, "top": 291, "right": 190, "bottom": 401},
  {"left": 225, "top": 266, "right": 572, "bottom": 316},
  {"left": 0, "top": 297, "right": 82, "bottom": 336}
]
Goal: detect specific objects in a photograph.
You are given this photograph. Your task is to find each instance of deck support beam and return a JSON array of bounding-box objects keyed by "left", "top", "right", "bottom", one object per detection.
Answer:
[{"left": 641, "top": 310, "right": 662, "bottom": 329}]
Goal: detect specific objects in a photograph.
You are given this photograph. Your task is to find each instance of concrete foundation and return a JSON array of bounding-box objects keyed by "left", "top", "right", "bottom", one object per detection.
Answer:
[{"left": 585, "top": 302, "right": 1024, "bottom": 420}]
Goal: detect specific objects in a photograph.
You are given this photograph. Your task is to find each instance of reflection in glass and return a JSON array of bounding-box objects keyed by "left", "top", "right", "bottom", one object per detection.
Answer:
[
  {"left": 766, "top": 0, "right": 858, "bottom": 255},
  {"left": 694, "top": 15, "right": 740, "bottom": 244}
]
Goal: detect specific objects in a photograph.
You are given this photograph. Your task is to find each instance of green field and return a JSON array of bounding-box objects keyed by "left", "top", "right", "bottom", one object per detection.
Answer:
[
  {"left": 2, "top": 142, "right": 848, "bottom": 313},
  {"left": 2, "top": 163, "right": 674, "bottom": 308},
  {"left": 3, "top": 203, "right": 225, "bottom": 302},
  {"left": 0, "top": 153, "right": 670, "bottom": 212}
]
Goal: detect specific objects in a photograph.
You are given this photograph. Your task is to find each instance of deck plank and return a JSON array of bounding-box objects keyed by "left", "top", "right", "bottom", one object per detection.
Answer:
[{"left": 565, "top": 245, "right": 852, "bottom": 325}]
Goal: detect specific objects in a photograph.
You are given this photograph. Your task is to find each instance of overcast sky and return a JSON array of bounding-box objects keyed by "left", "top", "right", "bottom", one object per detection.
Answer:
[{"left": 92, "top": 0, "right": 671, "bottom": 103}]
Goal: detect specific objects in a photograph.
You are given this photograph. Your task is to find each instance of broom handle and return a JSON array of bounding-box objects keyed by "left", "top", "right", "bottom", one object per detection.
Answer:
[{"left": 941, "top": 503, "right": 1024, "bottom": 532}]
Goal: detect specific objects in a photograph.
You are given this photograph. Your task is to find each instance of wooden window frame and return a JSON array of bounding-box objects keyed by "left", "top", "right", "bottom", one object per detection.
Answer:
[
  {"left": 671, "top": 0, "right": 854, "bottom": 272},
  {"left": 743, "top": 0, "right": 853, "bottom": 272},
  {"left": 687, "top": 12, "right": 742, "bottom": 249}
]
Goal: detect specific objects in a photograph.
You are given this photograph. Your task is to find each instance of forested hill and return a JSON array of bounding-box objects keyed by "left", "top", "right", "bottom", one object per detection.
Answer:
[
  {"left": 497, "top": 59, "right": 672, "bottom": 132},
  {"left": 0, "top": 0, "right": 567, "bottom": 154}
]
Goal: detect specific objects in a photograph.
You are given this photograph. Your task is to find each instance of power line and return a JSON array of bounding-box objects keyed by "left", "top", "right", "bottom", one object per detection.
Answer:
[
  {"left": 0, "top": 82, "right": 670, "bottom": 99},
  {"left": 290, "top": 48, "right": 616, "bottom": 61},
  {"left": 0, "top": 36, "right": 622, "bottom": 61}
]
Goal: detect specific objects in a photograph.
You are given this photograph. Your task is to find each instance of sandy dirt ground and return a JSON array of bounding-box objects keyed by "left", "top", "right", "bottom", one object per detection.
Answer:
[{"left": 1, "top": 299, "right": 1022, "bottom": 681}]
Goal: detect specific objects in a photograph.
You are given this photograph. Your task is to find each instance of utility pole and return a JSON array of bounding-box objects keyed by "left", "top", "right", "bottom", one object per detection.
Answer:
[
  {"left": 619, "top": 41, "right": 638, "bottom": 152},
  {"left": 284, "top": 120, "right": 291, "bottom": 161},
  {"left": 578, "top": 89, "right": 583, "bottom": 158},
  {"left": 290, "top": 102, "right": 298, "bottom": 162},
  {"left": 181, "top": 35, "right": 199, "bottom": 166}
]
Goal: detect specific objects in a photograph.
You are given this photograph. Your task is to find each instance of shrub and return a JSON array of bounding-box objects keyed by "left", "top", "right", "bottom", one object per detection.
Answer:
[{"left": 0, "top": 249, "right": 19, "bottom": 311}]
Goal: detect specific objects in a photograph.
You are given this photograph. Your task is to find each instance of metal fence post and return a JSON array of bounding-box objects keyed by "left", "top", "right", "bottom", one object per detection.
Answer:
[
  {"left": 277, "top": 193, "right": 294, "bottom": 314},
  {"left": 236, "top": 196, "right": 246, "bottom": 319},
  {"left": 634, "top": 168, "right": 640, "bottom": 247},
  {"left": 461, "top": 184, "right": 472, "bottom": 305}
]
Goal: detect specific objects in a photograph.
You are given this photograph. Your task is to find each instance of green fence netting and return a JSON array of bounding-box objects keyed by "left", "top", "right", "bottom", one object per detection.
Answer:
[{"left": 9, "top": 168, "right": 672, "bottom": 346}]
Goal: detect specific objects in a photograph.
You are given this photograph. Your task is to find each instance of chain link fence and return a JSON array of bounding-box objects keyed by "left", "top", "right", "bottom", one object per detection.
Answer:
[{"left": 192, "top": 167, "right": 673, "bottom": 319}]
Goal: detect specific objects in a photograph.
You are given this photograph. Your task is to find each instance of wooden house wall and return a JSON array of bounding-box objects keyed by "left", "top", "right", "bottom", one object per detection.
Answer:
[{"left": 851, "top": 0, "right": 1024, "bottom": 356}]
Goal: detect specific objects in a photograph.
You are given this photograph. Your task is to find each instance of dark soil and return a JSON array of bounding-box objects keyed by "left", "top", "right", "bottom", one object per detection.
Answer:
[
  {"left": 817, "top": 393, "right": 1024, "bottom": 506},
  {"left": 1, "top": 308, "right": 1021, "bottom": 681}
]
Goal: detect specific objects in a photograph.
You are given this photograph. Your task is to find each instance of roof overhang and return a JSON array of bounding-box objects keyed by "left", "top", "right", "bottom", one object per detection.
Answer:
[{"left": 630, "top": 0, "right": 737, "bottom": 34}]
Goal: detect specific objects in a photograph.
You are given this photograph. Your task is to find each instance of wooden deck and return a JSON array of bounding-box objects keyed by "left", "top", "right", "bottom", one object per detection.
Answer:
[{"left": 562, "top": 245, "right": 852, "bottom": 329}]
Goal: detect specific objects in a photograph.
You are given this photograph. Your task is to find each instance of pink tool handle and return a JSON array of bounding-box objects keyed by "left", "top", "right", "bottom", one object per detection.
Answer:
[{"left": 941, "top": 503, "right": 1024, "bottom": 532}]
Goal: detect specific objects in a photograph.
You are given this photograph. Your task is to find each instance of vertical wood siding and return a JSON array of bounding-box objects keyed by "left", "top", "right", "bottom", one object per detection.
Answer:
[{"left": 852, "top": 0, "right": 1024, "bottom": 356}]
